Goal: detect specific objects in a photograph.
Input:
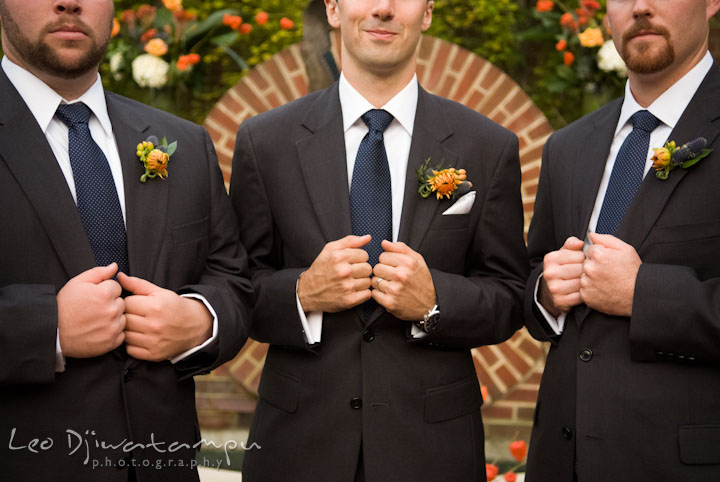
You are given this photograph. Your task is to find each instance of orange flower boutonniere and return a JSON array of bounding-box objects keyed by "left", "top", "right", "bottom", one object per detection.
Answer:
[
  {"left": 417, "top": 158, "right": 473, "bottom": 200},
  {"left": 651, "top": 137, "right": 712, "bottom": 180},
  {"left": 136, "top": 135, "right": 177, "bottom": 182}
]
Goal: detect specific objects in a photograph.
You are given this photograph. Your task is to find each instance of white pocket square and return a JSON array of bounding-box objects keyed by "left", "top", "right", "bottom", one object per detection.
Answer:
[{"left": 442, "top": 191, "right": 476, "bottom": 215}]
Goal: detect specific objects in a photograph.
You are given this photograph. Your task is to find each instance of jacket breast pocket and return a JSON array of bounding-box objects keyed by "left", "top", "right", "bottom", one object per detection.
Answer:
[
  {"left": 429, "top": 213, "right": 471, "bottom": 231},
  {"left": 169, "top": 217, "right": 209, "bottom": 246},
  {"left": 679, "top": 424, "right": 720, "bottom": 465},
  {"left": 649, "top": 218, "right": 720, "bottom": 244},
  {"left": 424, "top": 376, "right": 482, "bottom": 423},
  {"left": 258, "top": 364, "right": 301, "bottom": 414}
]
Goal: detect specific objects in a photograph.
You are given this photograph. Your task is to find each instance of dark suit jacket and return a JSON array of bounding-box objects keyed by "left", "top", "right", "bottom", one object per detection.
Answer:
[
  {"left": 231, "top": 83, "right": 529, "bottom": 482},
  {"left": 0, "top": 68, "right": 252, "bottom": 481},
  {"left": 524, "top": 64, "right": 720, "bottom": 482}
]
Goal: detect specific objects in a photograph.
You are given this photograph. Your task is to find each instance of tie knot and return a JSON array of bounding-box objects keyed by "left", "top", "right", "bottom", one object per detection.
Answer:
[
  {"left": 56, "top": 103, "right": 92, "bottom": 127},
  {"left": 631, "top": 110, "right": 661, "bottom": 133},
  {"left": 362, "top": 109, "right": 394, "bottom": 134}
]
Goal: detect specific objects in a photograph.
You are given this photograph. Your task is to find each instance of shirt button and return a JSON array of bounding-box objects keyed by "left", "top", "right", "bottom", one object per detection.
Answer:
[
  {"left": 363, "top": 329, "right": 375, "bottom": 342},
  {"left": 579, "top": 348, "right": 593, "bottom": 362},
  {"left": 562, "top": 427, "right": 573, "bottom": 440},
  {"left": 350, "top": 397, "right": 363, "bottom": 409}
]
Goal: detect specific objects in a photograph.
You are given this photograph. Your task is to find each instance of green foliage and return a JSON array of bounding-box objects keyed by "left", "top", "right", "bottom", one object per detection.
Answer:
[{"left": 427, "top": 0, "right": 520, "bottom": 72}]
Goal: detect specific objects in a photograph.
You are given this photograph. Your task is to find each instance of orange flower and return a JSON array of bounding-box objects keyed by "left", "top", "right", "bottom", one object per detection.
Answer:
[
  {"left": 535, "top": 0, "right": 554, "bottom": 12},
  {"left": 177, "top": 53, "right": 201, "bottom": 71},
  {"left": 223, "top": 14, "right": 243, "bottom": 30},
  {"left": 578, "top": 27, "right": 604, "bottom": 47},
  {"left": 504, "top": 472, "right": 517, "bottom": 482},
  {"left": 280, "top": 17, "right": 295, "bottom": 30},
  {"left": 256, "top": 11, "right": 269, "bottom": 25},
  {"left": 651, "top": 147, "right": 672, "bottom": 170},
  {"left": 120, "top": 9, "right": 135, "bottom": 24},
  {"left": 481, "top": 385, "right": 488, "bottom": 402},
  {"left": 428, "top": 168, "right": 468, "bottom": 200},
  {"left": 555, "top": 39, "right": 567, "bottom": 51},
  {"left": 240, "top": 23, "right": 253, "bottom": 35},
  {"left": 173, "top": 9, "right": 197, "bottom": 22},
  {"left": 144, "top": 38, "right": 168, "bottom": 57},
  {"left": 136, "top": 4, "right": 156, "bottom": 20},
  {"left": 145, "top": 149, "right": 169, "bottom": 179},
  {"left": 140, "top": 28, "right": 157, "bottom": 43},
  {"left": 111, "top": 18, "right": 120, "bottom": 38},
  {"left": 509, "top": 440, "right": 528, "bottom": 462},
  {"left": 582, "top": 0, "right": 601, "bottom": 11},
  {"left": 560, "top": 12, "right": 577, "bottom": 31},
  {"left": 162, "top": 0, "right": 182, "bottom": 11},
  {"left": 564, "top": 51, "right": 575, "bottom": 66},
  {"left": 486, "top": 464, "right": 499, "bottom": 481}
]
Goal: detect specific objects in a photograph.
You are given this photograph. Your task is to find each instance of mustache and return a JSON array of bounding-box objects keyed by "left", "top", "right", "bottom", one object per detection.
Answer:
[
  {"left": 622, "top": 17, "right": 670, "bottom": 43},
  {"left": 43, "top": 17, "right": 91, "bottom": 36}
]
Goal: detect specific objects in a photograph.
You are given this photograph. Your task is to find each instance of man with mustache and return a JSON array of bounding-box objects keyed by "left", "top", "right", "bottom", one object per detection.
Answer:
[
  {"left": 0, "top": 1, "right": 252, "bottom": 481},
  {"left": 231, "top": 0, "right": 528, "bottom": 480},
  {"left": 524, "top": 0, "right": 720, "bottom": 481}
]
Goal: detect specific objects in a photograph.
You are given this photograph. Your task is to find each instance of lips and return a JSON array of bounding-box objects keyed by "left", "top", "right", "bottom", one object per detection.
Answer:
[
  {"left": 365, "top": 29, "right": 399, "bottom": 41},
  {"left": 49, "top": 24, "right": 88, "bottom": 41}
]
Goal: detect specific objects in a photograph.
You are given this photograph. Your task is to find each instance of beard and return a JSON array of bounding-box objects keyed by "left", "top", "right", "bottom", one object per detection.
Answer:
[
  {"left": 620, "top": 17, "right": 675, "bottom": 74},
  {"left": 0, "top": 4, "right": 109, "bottom": 79}
]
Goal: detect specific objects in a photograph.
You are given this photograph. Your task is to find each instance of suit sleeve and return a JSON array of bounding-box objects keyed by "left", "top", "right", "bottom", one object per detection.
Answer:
[
  {"left": 230, "top": 123, "right": 312, "bottom": 350},
  {"left": 417, "top": 132, "right": 529, "bottom": 349},
  {"left": 0, "top": 284, "right": 58, "bottom": 384},
  {"left": 630, "top": 264, "right": 720, "bottom": 363},
  {"left": 174, "top": 128, "right": 253, "bottom": 378},
  {"left": 523, "top": 136, "right": 564, "bottom": 343}
]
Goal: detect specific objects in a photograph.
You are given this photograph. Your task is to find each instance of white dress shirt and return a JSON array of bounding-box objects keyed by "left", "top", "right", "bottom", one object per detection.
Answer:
[
  {"left": 1, "top": 56, "right": 218, "bottom": 368},
  {"left": 536, "top": 52, "right": 715, "bottom": 334},
  {"left": 297, "top": 73, "right": 420, "bottom": 344}
]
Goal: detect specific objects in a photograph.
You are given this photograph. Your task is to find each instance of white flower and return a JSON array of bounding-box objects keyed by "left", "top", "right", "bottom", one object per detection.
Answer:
[
  {"left": 109, "top": 52, "right": 124, "bottom": 81},
  {"left": 597, "top": 40, "right": 627, "bottom": 78},
  {"left": 131, "top": 54, "right": 169, "bottom": 88}
]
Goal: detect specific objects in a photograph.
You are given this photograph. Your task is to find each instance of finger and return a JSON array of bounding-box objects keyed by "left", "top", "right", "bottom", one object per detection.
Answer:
[
  {"left": 331, "top": 234, "right": 372, "bottom": 250},
  {"left": 372, "top": 263, "right": 395, "bottom": 281},
  {"left": 346, "top": 289, "right": 372, "bottom": 307},
  {"left": 371, "top": 288, "right": 392, "bottom": 308},
  {"left": 377, "top": 251, "right": 409, "bottom": 268},
  {"left": 380, "top": 240, "right": 413, "bottom": 254},
  {"left": 588, "top": 232, "right": 628, "bottom": 250},
  {"left": 349, "top": 262, "right": 372, "bottom": 279},
  {"left": 98, "top": 279, "right": 123, "bottom": 299},
  {"left": 123, "top": 313, "right": 148, "bottom": 333},
  {"left": 545, "top": 262, "right": 583, "bottom": 281},
  {"left": 562, "top": 236, "right": 585, "bottom": 251},
  {"left": 344, "top": 248, "right": 370, "bottom": 264},
  {"left": 117, "top": 273, "right": 161, "bottom": 296},
  {"left": 546, "top": 278, "right": 582, "bottom": 297},
  {"left": 74, "top": 263, "right": 118, "bottom": 284},
  {"left": 123, "top": 329, "right": 152, "bottom": 350},
  {"left": 126, "top": 344, "right": 156, "bottom": 361},
  {"left": 555, "top": 292, "right": 583, "bottom": 310}
]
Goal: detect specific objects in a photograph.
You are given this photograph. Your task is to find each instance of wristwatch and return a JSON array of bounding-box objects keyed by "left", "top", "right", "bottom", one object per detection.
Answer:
[{"left": 415, "top": 304, "right": 440, "bottom": 333}]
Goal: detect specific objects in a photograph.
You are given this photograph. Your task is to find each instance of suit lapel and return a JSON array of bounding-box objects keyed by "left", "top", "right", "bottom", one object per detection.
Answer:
[
  {"left": 105, "top": 94, "right": 167, "bottom": 281},
  {"left": 618, "top": 65, "right": 720, "bottom": 250},
  {"left": 295, "top": 84, "right": 353, "bottom": 243},
  {"left": 397, "top": 88, "right": 457, "bottom": 249},
  {"left": 0, "top": 69, "right": 95, "bottom": 279}
]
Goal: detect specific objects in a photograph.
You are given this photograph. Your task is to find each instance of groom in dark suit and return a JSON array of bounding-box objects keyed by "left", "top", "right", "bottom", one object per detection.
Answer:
[
  {"left": 231, "top": 0, "right": 528, "bottom": 481},
  {"left": 0, "top": 0, "right": 252, "bottom": 480},
  {"left": 525, "top": 0, "right": 720, "bottom": 481}
]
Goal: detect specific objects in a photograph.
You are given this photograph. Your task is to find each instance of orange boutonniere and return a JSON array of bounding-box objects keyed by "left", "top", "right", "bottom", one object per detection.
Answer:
[
  {"left": 417, "top": 158, "right": 472, "bottom": 200},
  {"left": 651, "top": 137, "right": 712, "bottom": 180},
  {"left": 136, "top": 135, "right": 177, "bottom": 182}
]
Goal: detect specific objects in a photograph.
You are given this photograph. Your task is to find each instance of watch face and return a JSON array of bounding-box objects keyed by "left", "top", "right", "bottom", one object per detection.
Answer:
[{"left": 424, "top": 313, "right": 439, "bottom": 332}]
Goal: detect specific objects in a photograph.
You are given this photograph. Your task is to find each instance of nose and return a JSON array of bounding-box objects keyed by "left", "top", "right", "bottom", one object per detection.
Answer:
[
  {"left": 631, "top": 0, "right": 654, "bottom": 19},
  {"left": 54, "top": 0, "right": 82, "bottom": 15},
  {"left": 371, "top": 0, "right": 395, "bottom": 21}
]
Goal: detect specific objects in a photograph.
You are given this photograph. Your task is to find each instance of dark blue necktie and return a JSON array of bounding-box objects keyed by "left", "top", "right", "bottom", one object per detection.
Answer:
[
  {"left": 350, "top": 109, "right": 393, "bottom": 318},
  {"left": 595, "top": 110, "right": 661, "bottom": 235},
  {"left": 56, "top": 103, "right": 130, "bottom": 274}
]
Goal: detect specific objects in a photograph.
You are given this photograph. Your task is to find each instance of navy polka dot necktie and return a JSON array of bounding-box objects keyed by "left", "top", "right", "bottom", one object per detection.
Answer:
[
  {"left": 595, "top": 110, "right": 661, "bottom": 235},
  {"left": 56, "top": 103, "right": 130, "bottom": 274},
  {"left": 350, "top": 109, "right": 394, "bottom": 318}
]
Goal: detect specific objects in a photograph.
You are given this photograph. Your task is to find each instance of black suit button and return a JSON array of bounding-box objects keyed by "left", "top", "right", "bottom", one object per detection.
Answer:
[
  {"left": 562, "top": 427, "right": 573, "bottom": 440},
  {"left": 350, "top": 397, "right": 363, "bottom": 409},
  {"left": 363, "top": 329, "right": 375, "bottom": 342},
  {"left": 579, "top": 348, "right": 593, "bottom": 362},
  {"left": 123, "top": 369, "right": 132, "bottom": 383}
]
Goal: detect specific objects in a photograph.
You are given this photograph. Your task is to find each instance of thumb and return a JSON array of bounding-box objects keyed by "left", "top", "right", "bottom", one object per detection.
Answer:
[
  {"left": 588, "top": 232, "right": 627, "bottom": 250},
  {"left": 74, "top": 263, "right": 118, "bottom": 284},
  {"left": 335, "top": 234, "right": 372, "bottom": 249},
  {"left": 117, "top": 272, "right": 160, "bottom": 296},
  {"left": 562, "top": 236, "right": 585, "bottom": 251},
  {"left": 381, "top": 240, "right": 412, "bottom": 254}
]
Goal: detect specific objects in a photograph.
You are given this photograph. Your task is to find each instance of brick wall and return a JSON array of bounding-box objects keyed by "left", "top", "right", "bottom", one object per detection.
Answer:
[{"left": 200, "top": 33, "right": 550, "bottom": 447}]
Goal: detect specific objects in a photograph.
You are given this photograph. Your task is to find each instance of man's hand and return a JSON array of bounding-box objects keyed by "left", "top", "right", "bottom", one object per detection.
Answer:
[
  {"left": 539, "top": 236, "right": 585, "bottom": 317},
  {"left": 118, "top": 273, "right": 213, "bottom": 361},
  {"left": 57, "top": 263, "right": 126, "bottom": 358},
  {"left": 371, "top": 240, "right": 436, "bottom": 321},
  {"left": 297, "top": 235, "right": 373, "bottom": 313},
  {"left": 581, "top": 232, "right": 641, "bottom": 317}
]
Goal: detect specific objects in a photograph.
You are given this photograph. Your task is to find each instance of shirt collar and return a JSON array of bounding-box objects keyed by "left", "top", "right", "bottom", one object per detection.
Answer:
[
  {"left": 1, "top": 56, "right": 113, "bottom": 137},
  {"left": 338, "top": 72, "right": 418, "bottom": 136},
  {"left": 616, "top": 51, "right": 714, "bottom": 135}
]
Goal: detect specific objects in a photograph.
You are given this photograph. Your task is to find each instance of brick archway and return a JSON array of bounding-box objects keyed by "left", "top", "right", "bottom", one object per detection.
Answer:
[{"left": 201, "top": 35, "right": 551, "bottom": 432}]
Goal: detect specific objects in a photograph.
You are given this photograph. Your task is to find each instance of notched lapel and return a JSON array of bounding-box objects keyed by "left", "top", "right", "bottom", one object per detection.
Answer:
[{"left": 106, "top": 95, "right": 168, "bottom": 281}]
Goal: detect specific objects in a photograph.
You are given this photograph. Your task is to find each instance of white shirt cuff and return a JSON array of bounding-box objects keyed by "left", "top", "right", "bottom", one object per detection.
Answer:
[
  {"left": 410, "top": 323, "right": 429, "bottom": 338},
  {"left": 534, "top": 274, "right": 566, "bottom": 335},
  {"left": 55, "top": 330, "right": 66, "bottom": 373},
  {"left": 170, "top": 293, "right": 219, "bottom": 364},
  {"left": 295, "top": 279, "right": 322, "bottom": 344}
]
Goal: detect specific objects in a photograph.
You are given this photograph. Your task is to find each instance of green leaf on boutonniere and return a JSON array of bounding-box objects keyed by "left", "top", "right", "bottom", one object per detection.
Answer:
[{"left": 651, "top": 137, "right": 712, "bottom": 180}]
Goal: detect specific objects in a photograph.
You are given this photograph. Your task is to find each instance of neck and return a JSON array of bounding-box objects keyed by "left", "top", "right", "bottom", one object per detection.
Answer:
[
  {"left": 341, "top": 51, "right": 416, "bottom": 107},
  {"left": 628, "top": 43, "right": 708, "bottom": 108},
  {"left": 4, "top": 50, "right": 97, "bottom": 101}
]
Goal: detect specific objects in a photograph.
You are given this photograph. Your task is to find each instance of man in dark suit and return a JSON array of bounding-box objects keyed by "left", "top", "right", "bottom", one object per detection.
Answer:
[
  {"left": 0, "top": 1, "right": 252, "bottom": 480},
  {"left": 230, "top": 1, "right": 528, "bottom": 481},
  {"left": 525, "top": 1, "right": 720, "bottom": 481}
]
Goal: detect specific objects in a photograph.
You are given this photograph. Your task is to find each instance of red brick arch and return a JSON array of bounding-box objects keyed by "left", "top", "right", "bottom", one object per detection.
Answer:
[{"left": 201, "top": 34, "right": 550, "bottom": 432}]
